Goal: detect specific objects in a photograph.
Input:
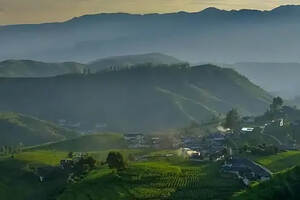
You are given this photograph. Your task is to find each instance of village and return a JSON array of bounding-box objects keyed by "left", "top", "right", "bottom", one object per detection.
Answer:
[{"left": 121, "top": 111, "right": 299, "bottom": 186}]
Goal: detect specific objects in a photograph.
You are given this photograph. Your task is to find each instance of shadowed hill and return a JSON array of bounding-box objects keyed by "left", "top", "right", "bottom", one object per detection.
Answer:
[
  {"left": 0, "top": 64, "right": 272, "bottom": 131},
  {"left": 0, "top": 112, "right": 78, "bottom": 146}
]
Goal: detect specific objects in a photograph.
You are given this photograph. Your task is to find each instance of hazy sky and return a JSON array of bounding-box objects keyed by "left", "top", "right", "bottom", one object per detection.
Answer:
[{"left": 0, "top": 0, "right": 300, "bottom": 25}]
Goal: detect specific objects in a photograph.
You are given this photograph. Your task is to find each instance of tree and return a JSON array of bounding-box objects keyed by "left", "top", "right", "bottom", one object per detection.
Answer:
[
  {"left": 106, "top": 151, "right": 126, "bottom": 171},
  {"left": 224, "top": 109, "right": 240, "bottom": 130},
  {"left": 68, "top": 152, "right": 74, "bottom": 158},
  {"left": 270, "top": 96, "right": 283, "bottom": 112}
]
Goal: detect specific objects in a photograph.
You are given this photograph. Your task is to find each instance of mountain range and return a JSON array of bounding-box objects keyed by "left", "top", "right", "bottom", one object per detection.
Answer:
[
  {"left": 0, "top": 53, "right": 183, "bottom": 77},
  {"left": 1, "top": 5, "right": 300, "bottom": 63},
  {"left": 0, "top": 64, "right": 271, "bottom": 131}
]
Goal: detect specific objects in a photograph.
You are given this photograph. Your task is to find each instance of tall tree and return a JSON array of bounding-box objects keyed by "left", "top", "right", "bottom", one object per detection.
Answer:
[
  {"left": 106, "top": 151, "right": 126, "bottom": 171},
  {"left": 224, "top": 109, "right": 240, "bottom": 130},
  {"left": 270, "top": 96, "right": 283, "bottom": 112}
]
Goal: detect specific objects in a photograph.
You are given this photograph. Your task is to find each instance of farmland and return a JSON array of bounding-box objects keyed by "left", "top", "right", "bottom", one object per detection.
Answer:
[
  {"left": 254, "top": 151, "right": 300, "bottom": 172},
  {"left": 57, "top": 160, "right": 242, "bottom": 200},
  {"left": 0, "top": 149, "right": 243, "bottom": 200}
]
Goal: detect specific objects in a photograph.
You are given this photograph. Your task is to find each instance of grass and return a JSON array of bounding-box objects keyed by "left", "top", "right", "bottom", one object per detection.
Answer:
[
  {"left": 15, "top": 150, "right": 68, "bottom": 166},
  {"left": 232, "top": 166, "right": 300, "bottom": 200},
  {"left": 254, "top": 151, "right": 300, "bottom": 173},
  {"left": 57, "top": 160, "right": 242, "bottom": 200},
  {"left": 0, "top": 151, "right": 69, "bottom": 200}
]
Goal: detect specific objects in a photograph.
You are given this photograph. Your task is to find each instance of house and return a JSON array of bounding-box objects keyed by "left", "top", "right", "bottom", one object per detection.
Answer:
[
  {"left": 240, "top": 127, "right": 254, "bottom": 133},
  {"left": 151, "top": 137, "right": 160, "bottom": 148},
  {"left": 95, "top": 123, "right": 107, "bottom": 129},
  {"left": 124, "top": 133, "right": 144, "bottom": 148},
  {"left": 60, "top": 159, "right": 74, "bottom": 170},
  {"left": 207, "top": 133, "right": 225, "bottom": 142},
  {"left": 221, "top": 157, "right": 272, "bottom": 185},
  {"left": 181, "top": 148, "right": 201, "bottom": 159}
]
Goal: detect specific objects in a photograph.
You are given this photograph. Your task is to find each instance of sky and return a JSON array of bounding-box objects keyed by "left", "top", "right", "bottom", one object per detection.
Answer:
[{"left": 0, "top": 0, "right": 300, "bottom": 25}]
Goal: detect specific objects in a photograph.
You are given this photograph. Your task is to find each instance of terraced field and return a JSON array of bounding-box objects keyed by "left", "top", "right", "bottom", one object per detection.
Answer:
[{"left": 57, "top": 161, "right": 242, "bottom": 200}]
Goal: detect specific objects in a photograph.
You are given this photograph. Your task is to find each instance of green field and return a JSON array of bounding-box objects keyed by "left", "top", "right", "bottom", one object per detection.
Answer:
[
  {"left": 232, "top": 166, "right": 300, "bottom": 200},
  {"left": 2, "top": 138, "right": 300, "bottom": 200},
  {"left": 0, "top": 149, "right": 243, "bottom": 200},
  {"left": 254, "top": 151, "right": 300, "bottom": 173},
  {"left": 57, "top": 161, "right": 242, "bottom": 200},
  {"left": 31, "top": 133, "right": 127, "bottom": 152},
  {"left": 0, "top": 151, "right": 68, "bottom": 200}
]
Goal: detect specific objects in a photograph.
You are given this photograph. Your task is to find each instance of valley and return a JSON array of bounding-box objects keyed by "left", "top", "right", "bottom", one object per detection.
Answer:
[{"left": 1, "top": 3, "right": 300, "bottom": 199}]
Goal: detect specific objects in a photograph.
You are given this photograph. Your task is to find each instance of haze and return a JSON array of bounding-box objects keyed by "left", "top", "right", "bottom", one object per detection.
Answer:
[{"left": 1, "top": 0, "right": 300, "bottom": 24}]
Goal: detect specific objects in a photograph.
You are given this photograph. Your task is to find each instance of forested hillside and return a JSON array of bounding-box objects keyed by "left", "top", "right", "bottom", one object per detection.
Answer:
[
  {"left": 0, "top": 64, "right": 271, "bottom": 131},
  {"left": 0, "top": 60, "right": 85, "bottom": 77}
]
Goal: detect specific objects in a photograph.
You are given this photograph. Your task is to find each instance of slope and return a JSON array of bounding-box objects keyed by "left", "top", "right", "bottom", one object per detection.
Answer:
[
  {"left": 0, "top": 64, "right": 272, "bottom": 131},
  {"left": 0, "top": 112, "right": 78, "bottom": 146},
  {"left": 232, "top": 166, "right": 300, "bottom": 200}
]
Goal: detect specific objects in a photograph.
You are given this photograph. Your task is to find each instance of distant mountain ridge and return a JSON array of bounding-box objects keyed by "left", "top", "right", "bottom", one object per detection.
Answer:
[
  {"left": 0, "top": 64, "right": 272, "bottom": 131},
  {"left": 88, "top": 53, "right": 184, "bottom": 73},
  {"left": 1, "top": 5, "right": 300, "bottom": 63},
  {"left": 0, "top": 53, "right": 183, "bottom": 77}
]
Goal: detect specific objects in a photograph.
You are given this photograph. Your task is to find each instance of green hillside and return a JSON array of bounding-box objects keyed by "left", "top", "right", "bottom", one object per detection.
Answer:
[
  {"left": 0, "top": 64, "right": 272, "bottom": 131},
  {"left": 57, "top": 161, "right": 242, "bottom": 200},
  {"left": 88, "top": 53, "right": 185, "bottom": 73},
  {"left": 0, "top": 149, "right": 243, "bottom": 200},
  {"left": 254, "top": 151, "right": 300, "bottom": 173},
  {"left": 0, "top": 112, "right": 78, "bottom": 146},
  {"left": 0, "top": 60, "right": 85, "bottom": 77},
  {"left": 232, "top": 166, "right": 300, "bottom": 200},
  {"left": 34, "top": 133, "right": 127, "bottom": 152}
]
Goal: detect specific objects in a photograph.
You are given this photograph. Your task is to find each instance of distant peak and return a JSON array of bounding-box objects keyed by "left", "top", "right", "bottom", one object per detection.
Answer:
[
  {"left": 271, "top": 5, "right": 300, "bottom": 12},
  {"left": 201, "top": 7, "right": 222, "bottom": 13}
]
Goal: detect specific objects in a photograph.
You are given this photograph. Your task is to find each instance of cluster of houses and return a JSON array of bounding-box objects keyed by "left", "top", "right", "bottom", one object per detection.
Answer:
[
  {"left": 181, "top": 132, "right": 227, "bottom": 161},
  {"left": 221, "top": 157, "right": 272, "bottom": 186},
  {"left": 123, "top": 133, "right": 163, "bottom": 148},
  {"left": 58, "top": 119, "right": 107, "bottom": 133},
  {"left": 60, "top": 152, "right": 88, "bottom": 170},
  {"left": 123, "top": 133, "right": 145, "bottom": 148}
]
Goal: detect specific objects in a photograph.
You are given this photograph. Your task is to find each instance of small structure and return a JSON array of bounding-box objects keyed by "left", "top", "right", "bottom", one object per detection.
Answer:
[
  {"left": 207, "top": 133, "right": 225, "bottom": 142},
  {"left": 60, "top": 159, "right": 74, "bottom": 170},
  {"left": 151, "top": 137, "right": 160, "bottom": 148},
  {"left": 241, "top": 127, "right": 254, "bottom": 133},
  {"left": 124, "top": 133, "right": 144, "bottom": 148}
]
